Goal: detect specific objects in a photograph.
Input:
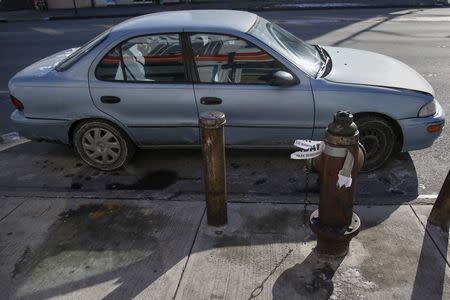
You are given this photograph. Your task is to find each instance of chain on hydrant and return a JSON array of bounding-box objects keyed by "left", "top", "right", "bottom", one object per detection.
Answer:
[{"left": 309, "top": 111, "right": 366, "bottom": 257}]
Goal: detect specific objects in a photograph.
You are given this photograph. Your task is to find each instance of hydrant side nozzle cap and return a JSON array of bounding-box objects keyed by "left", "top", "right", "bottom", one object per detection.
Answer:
[{"left": 327, "top": 110, "right": 358, "bottom": 137}]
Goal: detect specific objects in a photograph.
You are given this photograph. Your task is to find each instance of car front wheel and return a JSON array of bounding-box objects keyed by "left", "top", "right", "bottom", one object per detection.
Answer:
[
  {"left": 74, "top": 120, "right": 135, "bottom": 171},
  {"left": 355, "top": 116, "right": 396, "bottom": 172}
]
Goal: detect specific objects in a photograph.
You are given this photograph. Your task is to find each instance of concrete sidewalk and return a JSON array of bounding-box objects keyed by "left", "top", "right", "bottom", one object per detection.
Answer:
[
  {"left": 1, "top": 0, "right": 449, "bottom": 22},
  {"left": 0, "top": 196, "right": 448, "bottom": 299}
]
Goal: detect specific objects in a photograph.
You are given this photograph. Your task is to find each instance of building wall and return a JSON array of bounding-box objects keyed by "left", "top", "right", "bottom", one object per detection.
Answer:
[
  {"left": 47, "top": 0, "right": 93, "bottom": 9},
  {"left": 115, "top": 0, "right": 181, "bottom": 4},
  {"left": 0, "top": 0, "right": 34, "bottom": 10},
  {"left": 115, "top": 0, "right": 138, "bottom": 4},
  {"left": 46, "top": 0, "right": 185, "bottom": 9}
]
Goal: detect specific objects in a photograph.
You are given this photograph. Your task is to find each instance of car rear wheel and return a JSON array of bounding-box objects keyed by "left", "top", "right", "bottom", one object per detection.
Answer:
[
  {"left": 74, "top": 120, "right": 135, "bottom": 171},
  {"left": 355, "top": 116, "right": 396, "bottom": 172}
]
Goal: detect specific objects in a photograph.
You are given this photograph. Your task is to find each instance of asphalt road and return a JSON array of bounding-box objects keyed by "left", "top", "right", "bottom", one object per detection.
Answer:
[{"left": 0, "top": 7, "right": 449, "bottom": 197}]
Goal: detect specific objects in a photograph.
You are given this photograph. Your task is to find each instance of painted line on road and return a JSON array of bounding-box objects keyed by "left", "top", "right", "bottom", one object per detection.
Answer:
[
  {"left": 417, "top": 194, "right": 438, "bottom": 200},
  {"left": 0, "top": 91, "right": 9, "bottom": 94},
  {"left": 0, "top": 132, "right": 29, "bottom": 152}
]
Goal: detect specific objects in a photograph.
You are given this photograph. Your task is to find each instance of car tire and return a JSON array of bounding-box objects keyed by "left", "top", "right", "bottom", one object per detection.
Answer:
[
  {"left": 354, "top": 116, "right": 396, "bottom": 172},
  {"left": 74, "top": 120, "right": 136, "bottom": 171}
]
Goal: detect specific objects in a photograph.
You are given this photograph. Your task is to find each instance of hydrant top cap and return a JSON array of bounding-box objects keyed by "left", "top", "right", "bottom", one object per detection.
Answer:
[
  {"left": 335, "top": 111, "right": 353, "bottom": 124},
  {"left": 327, "top": 110, "right": 358, "bottom": 137}
]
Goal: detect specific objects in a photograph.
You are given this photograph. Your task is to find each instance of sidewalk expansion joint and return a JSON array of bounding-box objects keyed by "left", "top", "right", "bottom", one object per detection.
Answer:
[
  {"left": 409, "top": 204, "right": 450, "bottom": 267},
  {"left": 172, "top": 206, "right": 206, "bottom": 300}
]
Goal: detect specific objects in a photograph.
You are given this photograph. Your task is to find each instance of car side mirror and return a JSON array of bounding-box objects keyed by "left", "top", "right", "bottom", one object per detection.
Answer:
[{"left": 270, "top": 70, "right": 298, "bottom": 87}]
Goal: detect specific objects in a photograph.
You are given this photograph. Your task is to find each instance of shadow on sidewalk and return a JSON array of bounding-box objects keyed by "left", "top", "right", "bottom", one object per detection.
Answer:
[
  {"left": 272, "top": 250, "right": 344, "bottom": 300},
  {"left": 7, "top": 195, "right": 428, "bottom": 299},
  {"left": 10, "top": 202, "right": 204, "bottom": 300},
  {"left": 411, "top": 221, "right": 449, "bottom": 299}
]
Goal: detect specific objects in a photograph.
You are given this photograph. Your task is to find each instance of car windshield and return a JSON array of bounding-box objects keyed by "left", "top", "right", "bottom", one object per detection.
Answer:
[
  {"left": 248, "top": 17, "right": 322, "bottom": 77},
  {"left": 56, "top": 29, "right": 110, "bottom": 71}
]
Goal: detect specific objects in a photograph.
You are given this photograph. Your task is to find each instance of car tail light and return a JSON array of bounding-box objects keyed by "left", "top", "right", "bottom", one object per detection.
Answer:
[{"left": 10, "top": 95, "right": 24, "bottom": 111}]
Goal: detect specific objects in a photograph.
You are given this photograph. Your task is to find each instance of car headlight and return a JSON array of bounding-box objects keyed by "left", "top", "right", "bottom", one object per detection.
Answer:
[{"left": 418, "top": 100, "right": 437, "bottom": 117}]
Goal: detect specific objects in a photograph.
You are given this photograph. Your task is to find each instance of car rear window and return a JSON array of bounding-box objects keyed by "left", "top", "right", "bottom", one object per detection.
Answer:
[{"left": 56, "top": 29, "right": 110, "bottom": 71}]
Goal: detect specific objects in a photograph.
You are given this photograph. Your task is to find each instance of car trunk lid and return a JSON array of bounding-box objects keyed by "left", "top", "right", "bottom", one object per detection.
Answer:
[{"left": 12, "top": 48, "right": 79, "bottom": 80}]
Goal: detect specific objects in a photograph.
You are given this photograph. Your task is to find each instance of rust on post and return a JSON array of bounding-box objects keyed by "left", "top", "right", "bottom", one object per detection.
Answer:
[
  {"left": 428, "top": 169, "right": 450, "bottom": 231},
  {"left": 199, "top": 111, "right": 227, "bottom": 226},
  {"left": 310, "top": 111, "right": 365, "bottom": 257}
]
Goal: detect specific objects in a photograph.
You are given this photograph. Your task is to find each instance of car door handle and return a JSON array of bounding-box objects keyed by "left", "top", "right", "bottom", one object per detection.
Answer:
[
  {"left": 101, "top": 96, "right": 121, "bottom": 104},
  {"left": 200, "top": 97, "right": 222, "bottom": 105}
]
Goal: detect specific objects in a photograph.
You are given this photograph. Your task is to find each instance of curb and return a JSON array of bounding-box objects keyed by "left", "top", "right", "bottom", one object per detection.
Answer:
[
  {"left": 1, "top": 3, "right": 449, "bottom": 23},
  {"left": 0, "top": 189, "right": 436, "bottom": 205}
]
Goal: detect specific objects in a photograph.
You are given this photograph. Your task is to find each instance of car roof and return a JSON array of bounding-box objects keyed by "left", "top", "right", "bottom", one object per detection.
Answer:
[{"left": 111, "top": 10, "right": 258, "bottom": 36}]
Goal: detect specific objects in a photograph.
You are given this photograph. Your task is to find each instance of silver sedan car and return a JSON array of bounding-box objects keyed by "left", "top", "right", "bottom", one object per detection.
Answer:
[{"left": 8, "top": 10, "right": 445, "bottom": 171}]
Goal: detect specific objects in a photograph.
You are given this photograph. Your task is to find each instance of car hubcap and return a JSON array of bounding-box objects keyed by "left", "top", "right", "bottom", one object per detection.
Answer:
[
  {"left": 359, "top": 128, "right": 385, "bottom": 162},
  {"left": 82, "top": 128, "right": 121, "bottom": 164}
]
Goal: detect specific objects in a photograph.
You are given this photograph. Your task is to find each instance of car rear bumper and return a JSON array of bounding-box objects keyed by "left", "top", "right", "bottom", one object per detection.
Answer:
[
  {"left": 398, "top": 100, "right": 445, "bottom": 152},
  {"left": 11, "top": 110, "right": 70, "bottom": 144}
]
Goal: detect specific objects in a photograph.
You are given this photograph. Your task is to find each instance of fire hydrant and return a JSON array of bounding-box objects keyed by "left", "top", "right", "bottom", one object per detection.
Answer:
[{"left": 310, "top": 111, "right": 365, "bottom": 257}]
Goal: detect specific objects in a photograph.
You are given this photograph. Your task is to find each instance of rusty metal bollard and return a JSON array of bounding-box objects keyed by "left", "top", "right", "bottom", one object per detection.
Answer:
[
  {"left": 199, "top": 111, "right": 227, "bottom": 226},
  {"left": 309, "top": 111, "right": 365, "bottom": 257},
  {"left": 428, "top": 169, "right": 450, "bottom": 230}
]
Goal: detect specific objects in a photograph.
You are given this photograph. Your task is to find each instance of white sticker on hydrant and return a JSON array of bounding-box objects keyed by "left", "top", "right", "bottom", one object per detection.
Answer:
[
  {"left": 290, "top": 140, "right": 324, "bottom": 160},
  {"left": 294, "top": 139, "right": 323, "bottom": 150}
]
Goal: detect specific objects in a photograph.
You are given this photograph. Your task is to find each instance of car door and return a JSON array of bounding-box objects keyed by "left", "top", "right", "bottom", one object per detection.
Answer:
[
  {"left": 188, "top": 33, "right": 314, "bottom": 146},
  {"left": 89, "top": 33, "right": 199, "bottom": 145}
]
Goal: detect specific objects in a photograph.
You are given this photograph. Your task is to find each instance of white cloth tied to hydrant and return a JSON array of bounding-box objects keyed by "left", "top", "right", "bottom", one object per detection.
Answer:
[{"left": 337, "top": 150, "right": 354, "bottom": 188}]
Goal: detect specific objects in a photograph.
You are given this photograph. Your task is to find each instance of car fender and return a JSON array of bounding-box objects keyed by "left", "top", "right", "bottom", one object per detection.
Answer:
[{"left": 309, "top": 78, "right": 434, "bottom": 140}]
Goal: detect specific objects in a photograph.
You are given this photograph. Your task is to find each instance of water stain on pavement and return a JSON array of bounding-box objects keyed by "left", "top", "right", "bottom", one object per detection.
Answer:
[
  {"left": 272, "top": 253, "right": 342, "bottom": 300},
  {"left": 62, "top": 203, "right": 122, "bottom": 221},
  {"left": 12, "top": 246, "right": 32, "bottom": 278},
  {"left": 105, "top": 170, "right": 177, "bottom": 190},
  {"left": 243, "top": 209, "right": 306, "bottom": 234},
  {"left": 12, "top": 203, "right": 168, "bottom": 282},
  {"left": 70, "top": 182, "right": 82, "bottom": 190},
  {"left": 254, "top": 178, "right": 268, "bottom": 185},
  {"left": 230, "top": 163, "right": 240, "bottom": 169}
]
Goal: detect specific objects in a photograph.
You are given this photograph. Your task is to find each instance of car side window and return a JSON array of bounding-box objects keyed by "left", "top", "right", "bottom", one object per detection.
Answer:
[
  {"left": 189, "top": 33, "right": 285, "bottom": 84},
  {"left": 96, "top": 34, "right": 186, "bottom": 82},
  {"left": 95, "top": 45, "right": 123, "bottom": 81}
]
